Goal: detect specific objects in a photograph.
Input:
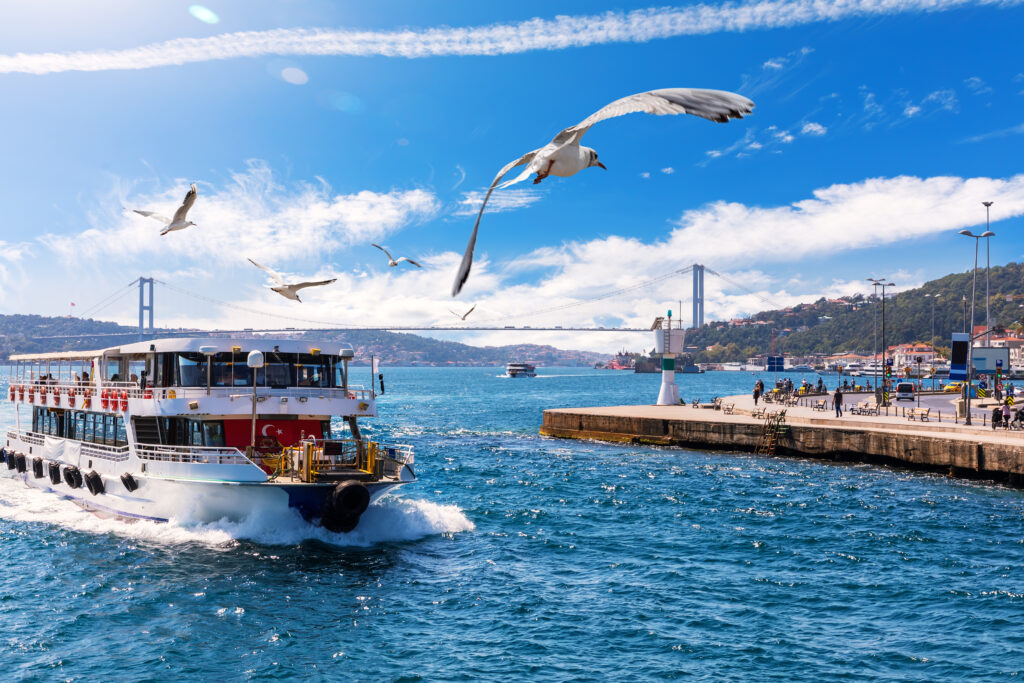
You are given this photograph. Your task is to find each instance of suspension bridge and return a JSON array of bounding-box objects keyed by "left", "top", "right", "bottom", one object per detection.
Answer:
[{"left": 39, "top": 265, "right": 782, "bottom": 341}]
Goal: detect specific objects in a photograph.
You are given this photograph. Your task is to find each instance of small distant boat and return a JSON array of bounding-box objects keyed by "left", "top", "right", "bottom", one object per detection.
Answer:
[
  {"left": 505, "top": 362, "right": 537, "bottom": 378},
  {"left": 788, "top": 364, "right": 814, "bottom": 373}
]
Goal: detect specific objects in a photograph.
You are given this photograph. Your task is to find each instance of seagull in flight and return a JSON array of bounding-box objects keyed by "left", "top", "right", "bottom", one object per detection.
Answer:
[
  {"left": 372, "top": 243, "right": 422, "bottom": 268},
  {"left": 449, "top": 304, "right": 476, "bottom": 321},
  {"left": 133, "top": 183, "right": 199, "bottom": 236},
  {"left": 452, "top": 88, "right": 754, "bottom": 296},
  {"left": 247, "top": 258, "right": 337, "bottom": 302}
]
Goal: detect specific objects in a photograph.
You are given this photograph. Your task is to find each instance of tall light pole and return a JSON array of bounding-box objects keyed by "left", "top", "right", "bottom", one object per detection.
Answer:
[
  {"left": 868, "top": 278, "right": 894, "bottom": 403},
  {"left": 983, "top": 201, "right": 994, "bottom": 347},
  {"left": 867, "top": 279, "right": 882, "bottom": 393},
  {"left": 959, "top": 228, "right": 992, "bottom": 426}
]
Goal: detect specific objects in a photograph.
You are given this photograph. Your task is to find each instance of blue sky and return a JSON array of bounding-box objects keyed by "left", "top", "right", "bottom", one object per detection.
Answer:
[{"left": 0, "top": 1, "right": 1022, "bottom": 352}]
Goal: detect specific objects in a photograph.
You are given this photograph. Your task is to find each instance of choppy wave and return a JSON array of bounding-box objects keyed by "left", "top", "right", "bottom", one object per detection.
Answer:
[{"left": 0, "top": 477, "right": 473, "bottom": 548}]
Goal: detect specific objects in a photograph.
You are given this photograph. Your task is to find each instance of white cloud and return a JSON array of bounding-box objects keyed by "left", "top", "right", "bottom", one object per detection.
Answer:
[
  {"left": 23, "top": 172, "right": 1024, "bottom": 354},
  {"left": 801, "top": 122, "right": 827, "bottom": 136},
  {"left": 38, "top": 160, "right": 440, "bottom": 266},
  {"left": 961, "top": 122, "right": 1024, "bottom": 143},
  {"left": 964, "top": 76, "right": 993, "bottom": 94},
  {"left": 773, "top": 129, "right": 795, "bottom": 143},
  {"left": 922, "top": 88, "right": 959, "bottom": 112},
  {"left": 763, "top": 59, "right": 784, "bottom": 69},
  {"left": 660, "top": 167, "right": 675, "bottom": 175},
  {"left": 904, "top": 104, "right": 922, "bottom": 117},
  {"left": 746, "top": 142, "right": 763, "bottom": 150},
  {"left": 0, "top": 1, "right": 1013, "bottom": 75},
  {"left": 640, "top": 172, "right": 651, "bottom": 179},
  {"left": 454, "top": 187, "right": 544, "bottom": 216},
  {"left": 705, "top": 150, "right": 722, "bottom": 158}
]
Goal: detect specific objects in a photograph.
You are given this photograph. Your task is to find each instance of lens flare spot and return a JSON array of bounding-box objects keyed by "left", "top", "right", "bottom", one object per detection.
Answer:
[
  {"left": 281, "top": 67, "right": 309, "bottom": 85},
  {"left": 188, "top": 5, "right": 220, "bottom": 24},
  {"left": 326, "top": 91, "right": 364, "bottom": 113}
]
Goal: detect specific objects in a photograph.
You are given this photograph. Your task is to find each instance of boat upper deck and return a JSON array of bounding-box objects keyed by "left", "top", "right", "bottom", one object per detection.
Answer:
[{"left": 7, "top": 337, "right": 376, "bottom": 418}]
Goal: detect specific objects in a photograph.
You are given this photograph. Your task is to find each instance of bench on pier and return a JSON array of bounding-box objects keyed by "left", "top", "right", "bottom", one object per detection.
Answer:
[
  {"left": 722, "top": 402, "right": 735, "bottom": 415},
  {"left": 907, "top": 407, "right": 931, "bottom": 421},
  {"left": 752, "top": 407, "right": 767, "bottom": 419},
  {"left": 812, "top": 399, "right": 828, "bottom": 412},
  {"left": 850, "top": 401, "right": 874, "bottom": 415}
]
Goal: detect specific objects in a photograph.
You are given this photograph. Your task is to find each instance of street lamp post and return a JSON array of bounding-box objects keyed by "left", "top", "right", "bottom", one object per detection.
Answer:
[
  {"left": 958, "top": 228, "right": 993, "bottom": 425},
  {"left": 868, "top": 278, "right": 894, "bottom": 404},
  {"left": 983, "top": 201, "right": 994, "bottom": 347}
]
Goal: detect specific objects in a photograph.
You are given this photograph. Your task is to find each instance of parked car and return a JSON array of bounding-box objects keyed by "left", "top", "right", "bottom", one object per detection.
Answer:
[
  {"left": 943, "top": 381, "right": 965, "bottom": 393},
  {"left": 895, "top": 381, "right": 915, "bottom": 401}
]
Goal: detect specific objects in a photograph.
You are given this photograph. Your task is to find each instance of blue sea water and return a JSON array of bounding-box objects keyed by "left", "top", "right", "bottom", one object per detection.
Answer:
[{"left": 2, "top": 366, "right": 1024, "bottom": 680}]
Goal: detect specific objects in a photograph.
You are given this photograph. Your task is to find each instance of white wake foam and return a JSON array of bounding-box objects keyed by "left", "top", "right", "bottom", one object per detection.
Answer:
[{"left": 0, "top": 477, "right": 473, "bottom": 548}]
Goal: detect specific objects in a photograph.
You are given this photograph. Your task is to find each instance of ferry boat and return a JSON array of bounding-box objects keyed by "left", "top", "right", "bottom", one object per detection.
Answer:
[
  {"left": 0, "top": 338, "right": 416, "bottom": 532},
  {"left": 505, "top": 362, "right": 537, "bottom": 378}
]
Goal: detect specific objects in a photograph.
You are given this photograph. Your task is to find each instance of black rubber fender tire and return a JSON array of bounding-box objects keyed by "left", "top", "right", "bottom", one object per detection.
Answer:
[
  {"left": 320, "top": 481, "right": 370, "bottom": 533},
  {"left": 5, "top": 451, "right": 15, "bottom": 470},
  {"left": 84, "top": 471, "right": 104, "bottom": 496},
  {"left": 120, "top": 472, "right": 139, "bottom": 493},
  {"left": 63, "top": 466, "right": 82, "bottom": 489},
  {"left": 31, "top": 457, "right": 44, "bottom": 479},
  {"left": 332, "top": 480, "right": 370, "bottom": 517},
  {"left": 48, "top": 462, "right": 61, "bottom": 485},
  {"left": 14, "top": 454, "right": 26, "bottom": 474}
]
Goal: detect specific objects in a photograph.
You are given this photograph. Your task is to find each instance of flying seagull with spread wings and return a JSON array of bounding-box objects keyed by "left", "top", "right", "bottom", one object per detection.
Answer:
[
  {"left": 372, "top": 243, "right": 422, "bottom": 268},
  {"left": 132, "top": 183, "right": 199, "bottom": 235},
  {"left": 452, "top": 88, "right": 754, "bottom": 296},
  {"left": 247, "top": 258, "right": 337, "bottom": 302},
  {"left": 449, "top": 304, "right": 476, "bottom": 321}
]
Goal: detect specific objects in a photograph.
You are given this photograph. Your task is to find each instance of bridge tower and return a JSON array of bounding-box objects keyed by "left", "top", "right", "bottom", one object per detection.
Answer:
[
  {"left": 138, "top": 277, "right": 154, "bottom": 340},
  {"left": 692, "top": 264, "right": 704, "bottom": 329}
]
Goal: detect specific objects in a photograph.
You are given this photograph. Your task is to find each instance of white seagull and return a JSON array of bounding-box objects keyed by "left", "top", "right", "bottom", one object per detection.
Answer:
[
  {"left": 133, "top": 183, "right": 199, "bottom": 235},
  {"left": 452, "top": 88, "right": 754, "bottom": 296},
  {"left": 372, "top": 243, "right": 422, "bottom": 268},
  {"left": 247, "top": 258, "right": 337, "bottom": 302},
  {"left": 449, "top": 304, "right": 476, "bottom": 321}
]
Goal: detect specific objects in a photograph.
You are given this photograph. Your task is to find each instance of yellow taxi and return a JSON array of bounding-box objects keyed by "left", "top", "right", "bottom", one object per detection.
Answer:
[{"left": 943, "top": 381, "right": 965, "bottom": 393}]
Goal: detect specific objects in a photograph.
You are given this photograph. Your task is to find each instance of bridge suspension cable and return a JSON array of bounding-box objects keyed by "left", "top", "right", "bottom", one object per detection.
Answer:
[
  {"left": 76, "top": 278, "right": 140, "bottom": 319},
  {"left": 154, "top": 279, "right": 362, "bottom": 329}
]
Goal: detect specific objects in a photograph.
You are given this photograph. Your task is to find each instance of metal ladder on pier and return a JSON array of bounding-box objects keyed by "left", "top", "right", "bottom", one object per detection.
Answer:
[{"left": 756, "top": 410, "right": 788, "bottom": 456}]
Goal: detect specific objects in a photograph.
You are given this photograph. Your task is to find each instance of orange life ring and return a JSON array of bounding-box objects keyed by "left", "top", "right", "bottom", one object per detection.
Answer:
[
  {"left": 143, "top": 384, "right": 152, "bottom": 400},
  {"left": 101, "top": 388, "right": 109, "bottom": 410},
  {"left": 18, "top": 385, "right": 24, "bottom": 401},
  {"left": 119, "top": 390, "right": 128, "bottom": 411}
]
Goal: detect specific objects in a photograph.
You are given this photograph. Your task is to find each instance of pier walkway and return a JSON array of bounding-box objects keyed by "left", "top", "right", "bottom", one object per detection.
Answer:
[{"left": 540, "top": 393, "right": 1024, "bottom": 485}]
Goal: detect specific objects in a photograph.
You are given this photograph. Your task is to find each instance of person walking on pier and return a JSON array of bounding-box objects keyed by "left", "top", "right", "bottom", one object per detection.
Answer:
[
  {"left": 833, "top": 387, "right": 843, "bottom": 417},
  {"left": 753, "top": 382, "right": 762, "bottom": 406}
]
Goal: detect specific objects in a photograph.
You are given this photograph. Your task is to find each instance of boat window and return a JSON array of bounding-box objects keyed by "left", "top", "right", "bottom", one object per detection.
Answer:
[
  {"left": 202, "top": 421, "right": 225, "bottom": 447},
  {"left": 173, "top": 351, "right": 340, "bottom": 388},
  {"left": 189, "top": 420, "right": 204, "bottom": 447}
]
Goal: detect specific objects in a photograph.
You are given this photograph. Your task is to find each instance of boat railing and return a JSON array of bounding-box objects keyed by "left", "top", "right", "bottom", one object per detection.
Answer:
[
  {"left": 6, "top": 429, "right": 43, "bottom": 446},
  {"left": 6, "top": 381, "right": 373, "bottom": 407},
  {"left": 265, "top": 438, "right": 413, "bottom": 481},
  {"left": 135, "top": 443, "right": 256, "bottom": 466},
  {"left": 4, "top": 429, "right": 130, "bottom": 461}
]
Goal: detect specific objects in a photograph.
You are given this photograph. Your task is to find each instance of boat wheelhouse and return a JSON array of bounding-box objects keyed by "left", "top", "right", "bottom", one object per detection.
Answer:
[{"left": 2, "top": 338, "right": 415, "bottom": 532}]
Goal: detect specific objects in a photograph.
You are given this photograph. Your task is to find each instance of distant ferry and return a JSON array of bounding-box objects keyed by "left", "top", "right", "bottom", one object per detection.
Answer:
[
  {"left": 1, "top": 338, "right": 416, "bottom": 532},
  {"left": 505, "top": 362, "right": 537, "bottom": 378}
]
